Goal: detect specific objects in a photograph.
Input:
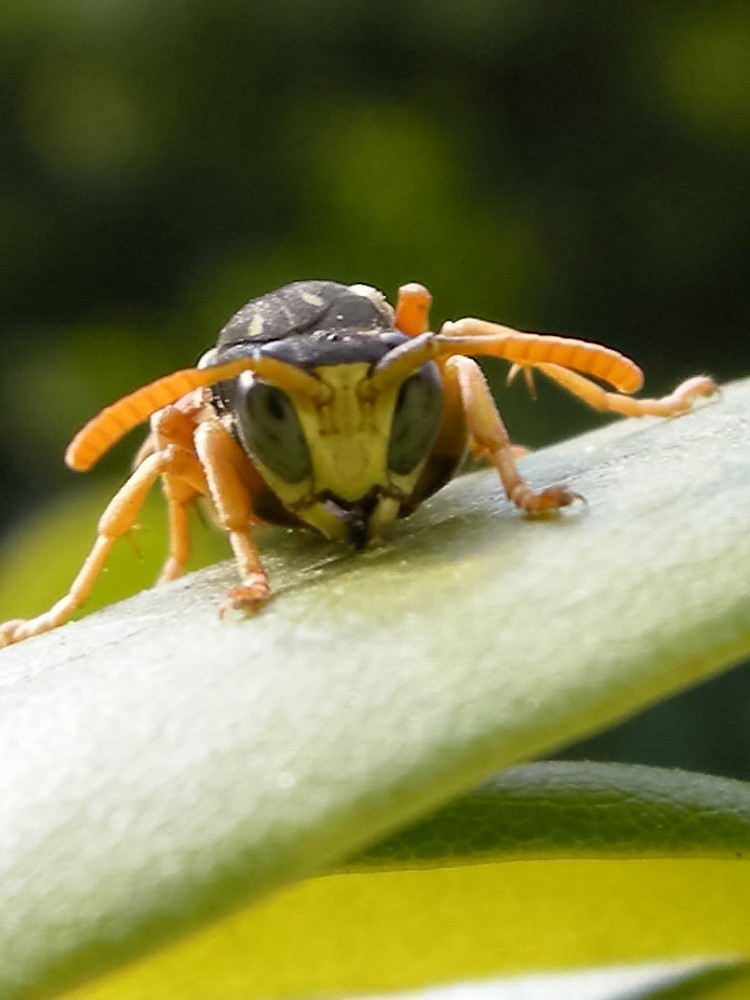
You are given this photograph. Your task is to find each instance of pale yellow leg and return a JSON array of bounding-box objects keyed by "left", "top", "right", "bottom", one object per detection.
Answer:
[
  {"left": 0, "top": 445, "right": 206, "bottom": 647},
  {"left": 158, "top": 501, "right": 194, "bottom": 584},
  {"left": 447, "top": 356, "right": 580, "bottom": 514},
  {"left": 150, "top": 404, "right": 208, "bottom": 584},
  {"left": 193, "top": 421, "right": 271, "bottom": 616},
  {"left": 532, "top": 362, "right": 717, "bottom": 417}
]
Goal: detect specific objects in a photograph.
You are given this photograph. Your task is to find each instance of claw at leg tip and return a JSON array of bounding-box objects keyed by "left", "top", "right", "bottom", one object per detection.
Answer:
[{"left": 219, "top": 581, "right": 271, "bottom": 620}]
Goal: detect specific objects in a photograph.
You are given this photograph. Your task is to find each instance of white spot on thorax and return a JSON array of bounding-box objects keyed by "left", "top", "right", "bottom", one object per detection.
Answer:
[
  {"left": 197, "top": 347, "right": 218, "bottom": 369},
  {"left": 246, "top": 313, "right": 265, "bottom": 338},
  {"left": 348, "top": 283, "right": 392, "bottom": 315}
]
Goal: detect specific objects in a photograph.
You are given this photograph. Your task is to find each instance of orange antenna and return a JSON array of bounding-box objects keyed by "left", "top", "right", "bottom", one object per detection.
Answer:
[
  {"left": 65, "top": 356, "right": 329, "bottom": 472},
  {"left": 372, "top": 321, "right": 644, "bottom": 395}
]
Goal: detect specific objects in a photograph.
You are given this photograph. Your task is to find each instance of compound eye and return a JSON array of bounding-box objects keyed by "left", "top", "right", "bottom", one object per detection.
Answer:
[
  {"left": 388, "top": 364, "right": 443, "bottom": 476},
  {"left": 237, "top": 378, "right": 312, "bottom": 483}
]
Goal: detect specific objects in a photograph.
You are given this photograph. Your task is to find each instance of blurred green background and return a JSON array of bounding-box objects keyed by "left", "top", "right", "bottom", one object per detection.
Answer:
[{"left": 1, "top": 1, "right": 748, "bottom": 773}]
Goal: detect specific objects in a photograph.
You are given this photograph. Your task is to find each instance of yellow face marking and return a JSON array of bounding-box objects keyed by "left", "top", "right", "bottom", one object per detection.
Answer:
[
  {"left": 245, "top": 362, "right": 430, "bottom": 543},
  {"left": 300, "top": 291, "right": 325, "bottom": 307},
  {"left": 293, "top": 363, "right": 392, "bottom": 502}
]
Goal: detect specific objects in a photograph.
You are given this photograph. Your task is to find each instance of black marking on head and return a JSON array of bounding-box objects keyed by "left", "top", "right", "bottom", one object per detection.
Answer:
[
  {"left": 208, "top": 328, "right": 412, "bottom": 425},
  {"left": 258, "top": 328, "right": 409, "bottom": 369},
  {"left": 216, "top": 281, "right": 395, "bottom": 352},
  {"left": 208, "top": 282, "right": 409, "bottom": 421},
  {"left": 319, "top": 488, "right": 382, "bottom": 551}
]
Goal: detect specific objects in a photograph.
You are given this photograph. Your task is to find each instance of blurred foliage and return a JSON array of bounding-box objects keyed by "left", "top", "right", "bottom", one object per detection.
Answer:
[{"left": 1, "top": 1, "right": 749, "bottom": 774}]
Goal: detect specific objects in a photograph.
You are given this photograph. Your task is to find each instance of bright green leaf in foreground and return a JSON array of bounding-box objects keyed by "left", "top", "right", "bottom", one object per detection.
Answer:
[
  {"left": 62, "top": 859, "right": 750, "bottom": 999},
  {"left": 59, "top": 762, "right": 750, "bottom": 999},
  {"left": 0, "top": 378, "right": 749, "bottom": 999}
]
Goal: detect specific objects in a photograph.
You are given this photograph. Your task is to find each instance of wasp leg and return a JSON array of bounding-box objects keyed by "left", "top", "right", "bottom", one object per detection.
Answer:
[
  {"left": 131, "top": 431, "right": 157, "bottom": 470},
  {"left": 149, "top": 397, "right": 208, "bottom": 584},
  {"left": 193, "top": 420, "right": 271, "bottom": 616},
  {"left": 0, "top": 446, "right": 207, "bottom": 647},
  {"left": 531, "top": 362, "right": 717, "bottom": 417},
  {"left": 158, "top": 497, "right": 194, "bottom": 584},
  {"left": 447, "top": 356, "right": 581, "bottom": 515}
]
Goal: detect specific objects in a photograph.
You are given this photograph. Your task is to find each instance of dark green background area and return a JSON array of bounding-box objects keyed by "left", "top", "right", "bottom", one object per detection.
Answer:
[{"left": 1, "top": 2, "right": 748, "bottom": 775}]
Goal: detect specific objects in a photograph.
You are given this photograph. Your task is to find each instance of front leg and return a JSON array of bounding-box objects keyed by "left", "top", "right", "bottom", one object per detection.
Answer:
[
  {"left": 148, "top": 395, "right": 209, "bottom": 584},
  {"left": 0, "top": 445, "right": 207, "bottom": 646},
  {"left": 446, "top": 356, "right": 580, "bottom": 514},
  {"left": 193, "top": 420, "right": 271, "bottom": 616}
]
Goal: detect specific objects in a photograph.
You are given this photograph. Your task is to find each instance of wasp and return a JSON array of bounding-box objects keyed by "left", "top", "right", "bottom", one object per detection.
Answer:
[{"left": 0, "top": 280, "right": 716, "bottom": 646}]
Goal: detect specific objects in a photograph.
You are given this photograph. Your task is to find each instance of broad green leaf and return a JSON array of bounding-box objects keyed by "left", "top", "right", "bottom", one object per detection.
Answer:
[
  {"left": 57, "top": 860, "right": 750, "bottom": 1000},
  {"left": 346, "top": 761, "right": 750, "bottom": 870},
  {"left": 59, "top": 764, "right": 750, "bottom": 1000},
  {"left": 1, "top": 378, "right": 749, "bottom": 999}
]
